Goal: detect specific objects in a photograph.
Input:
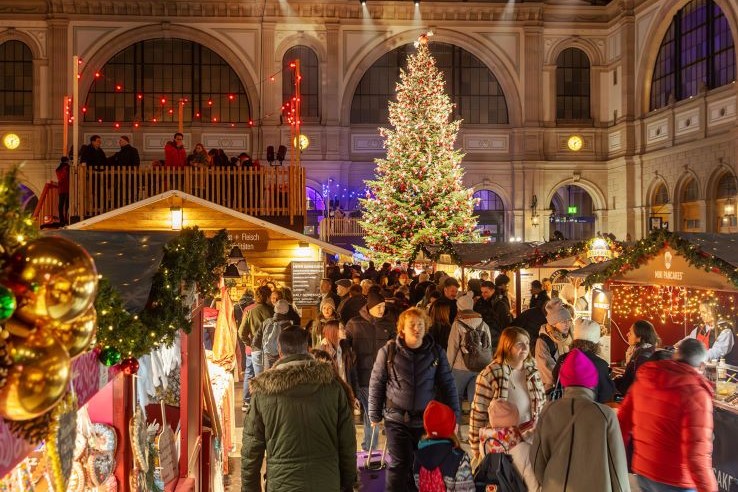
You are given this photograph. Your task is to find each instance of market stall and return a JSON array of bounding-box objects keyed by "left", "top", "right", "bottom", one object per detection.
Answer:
[{"left": 580, "top": 230, "right": 738, "bottom": 491}]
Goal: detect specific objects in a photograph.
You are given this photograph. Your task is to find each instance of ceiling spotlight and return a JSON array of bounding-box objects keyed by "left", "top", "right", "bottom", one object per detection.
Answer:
[
  {"left": 414, "top": 0, "right": 420, "bottom": 5},
  {"left": 360, "top": 0, "right": 366, "bottom": 5}
]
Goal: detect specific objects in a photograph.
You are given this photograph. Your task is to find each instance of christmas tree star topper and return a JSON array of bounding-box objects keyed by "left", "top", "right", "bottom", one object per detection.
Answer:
[{"left": 414, "top": 30, "right": 434, "bottom": 47}]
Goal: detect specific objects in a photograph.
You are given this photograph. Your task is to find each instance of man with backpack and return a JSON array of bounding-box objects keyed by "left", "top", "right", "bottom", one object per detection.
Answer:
[
  {"left": 259, "top": 300, "right": 296, "bottom": 370},
  {"left": 488, "top": 274, "right": 514, "bottom": 346},
  {"left": 446, "top": 292, "right": 493, "bottom": 408}
]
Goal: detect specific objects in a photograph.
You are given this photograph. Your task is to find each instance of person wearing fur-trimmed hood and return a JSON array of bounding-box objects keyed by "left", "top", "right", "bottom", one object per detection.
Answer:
[{"left": 241, "top": 326, "right": 357, "bottom": 492}]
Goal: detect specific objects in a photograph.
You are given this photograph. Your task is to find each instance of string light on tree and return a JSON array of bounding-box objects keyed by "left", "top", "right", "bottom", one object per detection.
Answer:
[{"left": 357, "top": 31, "right": 478, "bottom": 263}]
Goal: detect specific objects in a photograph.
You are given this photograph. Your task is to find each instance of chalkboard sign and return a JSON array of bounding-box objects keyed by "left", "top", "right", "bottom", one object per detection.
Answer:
[{"left": 291, "top": 261, "right": 324, "bottom": 306}]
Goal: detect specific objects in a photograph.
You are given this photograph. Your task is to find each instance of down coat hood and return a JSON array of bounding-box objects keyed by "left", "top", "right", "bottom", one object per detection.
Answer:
[
  {"left": 249, "top": 355, "right": 335, "bottom": 395},
  {"left": 635, "top": 360, "right": 712, "bottom": 395}
]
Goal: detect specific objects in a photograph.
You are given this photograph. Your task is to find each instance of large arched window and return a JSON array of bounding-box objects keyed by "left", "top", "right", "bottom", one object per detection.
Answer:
[
  {"left": 306, "top": 186, "right": 325, "bottom": 211},
  {"left": 351, "top": 43, "right": 508, "bottom": 125},
  {"left": 650, "top": 0, "right": 736, "bottom": 111},
  {"left": 682, "top": 178, "right": 699, "bottom": 202},
  {"left": 84, "top": 39, "right": 250, "bottom": 124},
  {"left": 653, "top": 183, "right": 669, "bottom": 206},
  {"left": 556, "top": 48, "right": 591, "bottom": 122},
  {"left": 283, "top": 46, "right": 320, "bottom": 121},
  {"left": 473, "top": 189, "right": 505, "bottom": 242},
  {"left": 0, "top": 40, "right": 33, "bottom": 120},
  {"left": 717, "top": 173, "right": 737, "bottom": 198}
]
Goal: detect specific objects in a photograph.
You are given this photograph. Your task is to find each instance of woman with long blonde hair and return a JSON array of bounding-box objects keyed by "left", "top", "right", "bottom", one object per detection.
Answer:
[{"left": 468, "top": 326, "right": 545, "bottom": 467}]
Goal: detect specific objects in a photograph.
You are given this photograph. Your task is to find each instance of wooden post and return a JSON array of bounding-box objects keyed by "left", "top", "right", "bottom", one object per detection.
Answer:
[
  {"left": 178, "top": 99, "right": 185, "bottom": 135},
  {"left": 71, "top": 56, "right": 80, "bottom": 221},
  {"left": 62, "top": 96, "right": 69, "bottom": 156}
]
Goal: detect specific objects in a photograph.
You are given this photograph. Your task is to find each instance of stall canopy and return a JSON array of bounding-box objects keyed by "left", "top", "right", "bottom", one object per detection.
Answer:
[
  {"left": 478, "top": 240, "right": 587, "bottom": 271},
  {"left": 44, "top": 230, "right": 177, "bottom": 312},
  {"left": 421, "top": 242, "right": 528, "bottom": 267}
]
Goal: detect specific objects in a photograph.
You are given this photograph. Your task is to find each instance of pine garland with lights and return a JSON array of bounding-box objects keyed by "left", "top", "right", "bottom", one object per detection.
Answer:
[
  {"left": 95, "top": 227, "right": 229, "bottom": 358},
  {"left": 584, "top": 228, "right": 738, "bottom": 288},
  {"left": 0, "top": 169, "right": 39, "bottom": 261},
  {"left": 357, "top": 34, "right": 478, "bottom": 263}
]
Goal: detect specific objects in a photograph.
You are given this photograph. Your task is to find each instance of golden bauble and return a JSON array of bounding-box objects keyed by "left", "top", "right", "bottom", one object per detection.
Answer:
[
  {"left": 50, "top": 306, "right": 96, "bottom": 358},
  {"left": 0, "top": 328, "right": 71, "bottom": 420},
  {"left": 5, "top": 237, "right": 98, "bottom": 325}
]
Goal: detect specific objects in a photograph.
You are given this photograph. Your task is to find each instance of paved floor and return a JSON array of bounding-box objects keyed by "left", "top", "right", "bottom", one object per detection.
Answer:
[
  {"left": 222, "top": 380, "right": 643, "bottom": 492},
  {"left": 223, "top": 381, "right": 471, "bottom": 491}
]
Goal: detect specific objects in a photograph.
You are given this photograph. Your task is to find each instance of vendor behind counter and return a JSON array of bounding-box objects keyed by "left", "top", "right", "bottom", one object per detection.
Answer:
[{"left": 677, "top": 300, "right": 738, "bottom": 365}]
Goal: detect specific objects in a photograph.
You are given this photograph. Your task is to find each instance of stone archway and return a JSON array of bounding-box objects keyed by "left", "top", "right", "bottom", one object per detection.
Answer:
[{"left": 547, "top": 184, "right": 597, "bottom": 241}]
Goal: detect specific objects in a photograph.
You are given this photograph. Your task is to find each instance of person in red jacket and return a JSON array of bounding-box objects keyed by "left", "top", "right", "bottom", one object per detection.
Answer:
[
  {"left": 618, "top": 338, "right": 717, "bottom": 492},
  {"left": 164, "top": 132, "right": 186, "bottom": 167}
]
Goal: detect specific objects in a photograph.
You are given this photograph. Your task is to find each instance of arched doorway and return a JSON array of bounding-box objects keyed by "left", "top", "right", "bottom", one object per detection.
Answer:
[
  {"left": 473, "top": 189, "right": 505, "bottom": 242},
  {"left": 549, "top": 185, "right": 595, "bottom": 240}
]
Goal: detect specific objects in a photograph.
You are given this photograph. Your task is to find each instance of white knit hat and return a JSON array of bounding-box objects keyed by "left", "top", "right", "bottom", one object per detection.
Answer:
[
  {"left": 456, "top": 291, "right": 475, "bottom": 312},
  {"left": 573, "top": 318, "right": 601, "bottom": 344}
]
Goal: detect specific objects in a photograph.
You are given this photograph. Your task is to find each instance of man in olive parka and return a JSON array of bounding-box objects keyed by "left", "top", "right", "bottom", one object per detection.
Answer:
[{"left": 241, "top": 326, "right": 357, "bottom": 491}]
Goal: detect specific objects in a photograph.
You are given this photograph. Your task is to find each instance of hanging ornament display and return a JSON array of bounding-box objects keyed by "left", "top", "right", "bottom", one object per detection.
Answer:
[
  {"left": 120, "top": 357, "right": 139, "bottom": 375},
  {"left": 0, "top": 328, "right": 71, "bottom": 420},
  {"left": 50, "top": 305, "right": 97, "bottom": 358},
  {"left": 98, "top": 347, "right": 122, "bottom": 367},
  {"left": 0, "top": 285, "right": 15, "bottom": 322},
  {"left": 4, "top": 236, "right": 98, "bottom": 325}
]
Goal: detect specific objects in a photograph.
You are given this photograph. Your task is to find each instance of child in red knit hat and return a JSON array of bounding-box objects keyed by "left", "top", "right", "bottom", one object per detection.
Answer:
[{"left": 413, "top": 400, "right": 475, "bottom": 491}]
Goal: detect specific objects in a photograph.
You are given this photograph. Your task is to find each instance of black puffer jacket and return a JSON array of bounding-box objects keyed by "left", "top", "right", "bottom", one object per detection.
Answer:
[
  {"left": 368, "top": 335, "right": 460, "bottom": 427},
  {"left": 345, "top": 306, "right": 395, "bottom": 387}
]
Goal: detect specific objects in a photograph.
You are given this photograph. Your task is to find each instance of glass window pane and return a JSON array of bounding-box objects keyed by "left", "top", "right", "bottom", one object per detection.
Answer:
[
  {"left": 556, "top": 48, "right": 591, "bottom": 121},
  {"left": 0, "top": 40, "right": 33, "bottom": 120},
  {"left": 351, "top": 43, "right": 508, "bottom": 125},
  {"left": 84, "top": 39, "right": 250, "bottom": 124}
]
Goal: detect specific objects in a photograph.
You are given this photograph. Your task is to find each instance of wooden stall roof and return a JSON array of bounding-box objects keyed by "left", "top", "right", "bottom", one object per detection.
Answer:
[
  {"left": 477, "top": 240, "right": 587, "bottom": 271},
  {"left": 566, "top": 260, "right": 612, "bottom": 279},
  {"left": 423, "top": 242, "right": 530, "bottom": 267},
  {"left": 580, "top": 231, "right": 738, "bottom": 291},
  {"left": 66, "top": 191, "right": 353, "bottom": 283}
]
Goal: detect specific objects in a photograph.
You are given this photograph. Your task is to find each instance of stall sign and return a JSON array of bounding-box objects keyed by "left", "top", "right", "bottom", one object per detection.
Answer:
[
  {"left": 291, "top": 261, "right": 324, "bottom": 306},
  {"left": 225, "top": 229, "right": 269, "bottom": 252},
  {"left": 616, "top": 246, "right": 736, "bottom": 291},
  {"left": 586, "top": 237, "right": 614, "bottom": 263},
  {"left": 591, "top": 288, "right": 611, "bottom": 326},
  {"left": 713, "top": 406, "right": 738, "bottom": 491}
]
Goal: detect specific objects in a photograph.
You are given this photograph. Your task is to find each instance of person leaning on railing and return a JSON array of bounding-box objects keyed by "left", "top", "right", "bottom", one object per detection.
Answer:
[
  {"left": 164, "top": 132, "right": 187, "bottom": 167},
  {"left": 111, "top": 136, "right": 140, "bottom": 167},
  {"left": 187, "top": 143, "right": 210, "bottom": 168}
]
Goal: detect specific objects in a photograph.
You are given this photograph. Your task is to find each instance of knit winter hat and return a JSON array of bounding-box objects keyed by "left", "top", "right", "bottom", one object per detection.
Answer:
[
  {"left": 546, "top": 297, "right": 572, "bottom": 326},
  {"left": 559, "top": 348, "right": 598, "bottom": 388},
  {"left": 487, "top": 399, "right": 520, "bottom": 428},
  {"left": 456, "top": 291, "right": 475, "bottom": 312},
  {"left": 274, "top": 299, "right": 290, "bottom": 315},
  {"left": 423, "top": 400, "right": 456, "bottom": 439},
  {"left": 573, "top": 318, "right": 601, "bottom": 344},
  {"left": 366, "top": 291, "right": 385, "bottom": 311},
  {"left": 320, "top": 297, "right": 336, "bottom": 311}
]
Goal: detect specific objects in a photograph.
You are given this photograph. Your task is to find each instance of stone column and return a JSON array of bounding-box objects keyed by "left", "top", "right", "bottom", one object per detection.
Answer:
[
  {"left": 324, "top": 23, "right": 340, "bottom": 160},
  {"left": 46, "top": 18, "right": 69, "bottom": 158}
]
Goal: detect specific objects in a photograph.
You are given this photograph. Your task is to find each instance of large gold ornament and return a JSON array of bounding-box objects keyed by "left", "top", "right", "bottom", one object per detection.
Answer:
[
  {"left": 0, "top": 328, "right": 71, "bottom": 420},
  {"left": 5, "top": 237, "right": 98, "bottom": 325},
  {"left": 50, "top": 305, "right": 97, "bottom": 358}
]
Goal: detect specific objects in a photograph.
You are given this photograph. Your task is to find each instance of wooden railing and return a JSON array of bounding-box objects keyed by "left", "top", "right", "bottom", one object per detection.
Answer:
[
  {"left": 33, "top": 181, "right": 59, "bottom": 225},
  {"left": 73, "top": 165, "right": 306, "bottom": 222},
  {"left": 319, "top": 217, "right": 365, "bottom": 242}
]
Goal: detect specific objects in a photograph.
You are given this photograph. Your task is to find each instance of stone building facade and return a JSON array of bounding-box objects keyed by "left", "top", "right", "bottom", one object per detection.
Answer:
[{"left": 0, "top": 0, "right": 735, "bottom": 241}]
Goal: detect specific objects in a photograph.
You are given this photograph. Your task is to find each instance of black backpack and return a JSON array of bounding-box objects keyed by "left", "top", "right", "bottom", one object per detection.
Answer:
[
  {"left": 457, "top": 319, "right": 492, "bottom": 372},
  {"left": 473, "top": 437, "right": 527, "bottom": 492}
]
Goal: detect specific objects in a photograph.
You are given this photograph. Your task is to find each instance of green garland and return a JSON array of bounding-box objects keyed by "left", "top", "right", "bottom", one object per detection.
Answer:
[
  {"left": 494, "top": 241, "right": 588, "bottom": 271},
  {"left": 583, "top": 228, "right": 738, "bottom": 287},
  {"left": 95, "top": 227, "right": 229, "bottom": 358},
  {"left": 0, "top": 169, "right": 39, "bottom": 260}
]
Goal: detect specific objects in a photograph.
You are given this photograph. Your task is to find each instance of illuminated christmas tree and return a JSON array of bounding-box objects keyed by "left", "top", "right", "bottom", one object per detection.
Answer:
[{"left": 357, "top": 33, "right": 477, "bottom": 263}]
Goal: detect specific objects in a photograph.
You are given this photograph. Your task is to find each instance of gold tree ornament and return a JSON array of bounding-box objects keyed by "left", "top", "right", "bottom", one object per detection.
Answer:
[
  {"left": 414, "top": 31, "right": 434, "bottom": 47},
  {"left": 5, "top": 237, "right": 99, "bottom": 325},
  {"left": 0, "top": 328, "right": 71, "bottom": 420},
  {"left": 50, "top": 305, "right": 97, "bottom": 358}
]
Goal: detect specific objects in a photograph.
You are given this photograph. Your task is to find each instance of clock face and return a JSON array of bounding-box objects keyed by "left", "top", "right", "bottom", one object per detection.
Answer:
[
  {"left": 293, "top": 134, "right": 310, "bottom": 151},
  {"left": 3, "top": 133, "right": 20, "bottom": 150},
  {"left": 567, "top": 135, "right": 583, "bottom": 151}
]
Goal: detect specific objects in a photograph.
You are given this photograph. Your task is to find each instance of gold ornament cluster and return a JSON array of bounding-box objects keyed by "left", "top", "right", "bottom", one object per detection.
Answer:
[{"left": 0, "top": 236, "right": 98, "bottom": 425}]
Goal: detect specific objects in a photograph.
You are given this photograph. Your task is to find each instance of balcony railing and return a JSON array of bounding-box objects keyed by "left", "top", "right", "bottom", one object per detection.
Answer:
[
  {"left": 319, "top": 217, "right": 365, "bottom": 242},
  {"left": 72, "top": 164, "right": 306, "bottom": 223}
]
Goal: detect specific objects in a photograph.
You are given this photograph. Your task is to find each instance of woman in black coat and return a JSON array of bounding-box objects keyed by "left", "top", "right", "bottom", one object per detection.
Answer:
[
  {"left": 614, "top": 319, "right": 660, "bottom": 395},
  {"left": 368, "top": 307, "right": 460, "bottom": 491}
]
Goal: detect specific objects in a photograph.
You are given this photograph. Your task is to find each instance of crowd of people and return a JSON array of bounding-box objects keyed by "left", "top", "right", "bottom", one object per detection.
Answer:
[
  {"left": 236, "top": 262, "right": 733, "bottom": 492},
  {"left": 74, "top": 132, "right": 261, "bottom": 169}
]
